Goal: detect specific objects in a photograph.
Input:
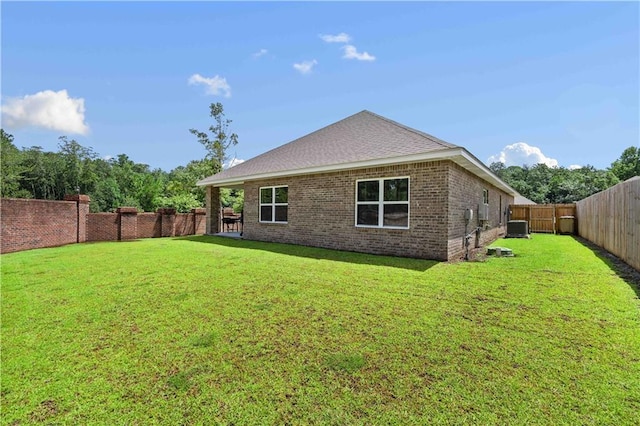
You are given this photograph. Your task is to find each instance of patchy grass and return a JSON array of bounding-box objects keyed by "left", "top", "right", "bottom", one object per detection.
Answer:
[{"left": 1, "top": 234, "right": 639, "bottom": 424}]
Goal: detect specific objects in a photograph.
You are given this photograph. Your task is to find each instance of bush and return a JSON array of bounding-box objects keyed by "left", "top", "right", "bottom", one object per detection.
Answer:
[{"left": 154, "top": 193, "right": 202, "bottom": 213}]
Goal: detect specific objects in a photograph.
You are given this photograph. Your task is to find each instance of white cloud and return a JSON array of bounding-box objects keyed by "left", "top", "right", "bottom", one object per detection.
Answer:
[
  {"left": 319, "top": 33, "right": 376, "bottom": 62},
  {"left": 293, "top": 59, "right": 318, "bottom": 74},
  {"left": 319, "top": 32, "right": 351, "bottom": 43},
  {"left": 568, "top": 164, "right": 582, "bottom": 170},
  {"left": 188, "top": 73, "right": 231, "bottom": 97},
  {"left": 488, "top": 142, "right": 559, "bottom": 167},
  {"left": 252, "top": 48, "right": 268, "bottom": 58},
  {"left": 1, "top": 89, "right": 89, "bottom": 135},
  {"left": 342, "top": 45, "right": 376, "bottom": 61},
  {"left": 224, "top": 158, "right": 245, "bottom": 169}
]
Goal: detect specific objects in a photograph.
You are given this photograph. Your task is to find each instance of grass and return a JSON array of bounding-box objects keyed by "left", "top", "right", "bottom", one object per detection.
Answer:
[{"left": 1, "top": 234, "right": 639, "bottom": 424}]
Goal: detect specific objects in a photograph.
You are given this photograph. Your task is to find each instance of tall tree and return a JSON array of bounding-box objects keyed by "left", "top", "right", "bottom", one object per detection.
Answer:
[
  {"left": 19, "top": 147, "right": 67, "bottom": 200},
  {"left": 489, "top": 161, "right": 505, "bottom": 177},
  {"left": 189, "top": 102, "right": 238, "bottom": 175},
  {"left": 109, "top": 154, "right": 167, "bottom": 211},
  {"left": 1, "top": 130, "right": 29, "bottom": 198},
  {"left": 493, "top": 162, "right": 619, "bottom": 203},
  {"left": 610, "top": 146, "right": 640, "bottom": 182},
  {"left": 58, "top": 136, "right": 98, "bottom": 195},
  {"left": 165, "top": 159, "right": 215, "bottom": 204},
  {"left": 527, "top": 164, "right": 554, "bottom": 204}
]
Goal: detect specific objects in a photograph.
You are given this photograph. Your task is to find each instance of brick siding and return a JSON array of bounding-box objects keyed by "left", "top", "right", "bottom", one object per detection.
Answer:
[
  {"left": 206, "top": 186, "right": 221, "bottom": 234},
  {"left": 233, "top": 160, "right": 512, "bottom": 261},
  {"left": 446, "top": 162, "right": 513, "bottom": 260}
]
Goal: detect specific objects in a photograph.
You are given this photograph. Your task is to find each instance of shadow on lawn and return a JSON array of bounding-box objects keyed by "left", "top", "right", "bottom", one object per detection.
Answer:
[
  {"left": 176, "top": 235, "right": 438, "bottom": 272},
  {"left": 572, "top": 235, "right": 640, "bottom": 299}
]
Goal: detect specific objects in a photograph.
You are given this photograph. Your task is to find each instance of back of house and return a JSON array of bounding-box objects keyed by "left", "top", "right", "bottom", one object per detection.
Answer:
[{"left": 198, "top": 110, "right": 517, "bottom": 261}]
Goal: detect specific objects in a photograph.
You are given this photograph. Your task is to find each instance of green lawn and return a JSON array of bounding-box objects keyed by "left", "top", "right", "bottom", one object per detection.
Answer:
[{"left": 1, "top": 234, "right": 639, "bottom": 425}]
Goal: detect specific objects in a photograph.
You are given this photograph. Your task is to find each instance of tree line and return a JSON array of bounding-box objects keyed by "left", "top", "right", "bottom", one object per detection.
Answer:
[
  {"left": 489, "top": 146, "right": 638, "bottom": 204},
  {"left": 1, "top": 101, "right": 637, "bottom": 209},
  {"left": 0, "top": 103, "right": 244, "bottom": 213}
]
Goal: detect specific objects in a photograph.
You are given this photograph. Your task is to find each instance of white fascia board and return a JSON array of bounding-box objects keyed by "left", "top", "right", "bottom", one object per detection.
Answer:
[
  {"left": 196, "top": 177, "right": 238, "bottom": 187},
  {"left": 209, "top": 180, "right": 245, "bottom": 188},
  {"left": 196, "top": 148, "right": 460, "bottom": 187}
]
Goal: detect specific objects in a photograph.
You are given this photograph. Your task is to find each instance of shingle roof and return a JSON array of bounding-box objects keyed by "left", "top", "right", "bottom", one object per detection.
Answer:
[
  {"left": 198, "top": 110, "right": 459, "bottom": 186},
  {"left": 197, "top": 110, "right": 518, "bottom": 196}
]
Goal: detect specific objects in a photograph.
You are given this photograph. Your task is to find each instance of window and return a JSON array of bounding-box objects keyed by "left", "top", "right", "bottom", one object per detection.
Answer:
[
  {"left": 479, "top": 188, "right": 490, "bottom": 222},
  {"left": 260, "top": 186, "right": 288, "bottom": 223},
  {"left": 356, "top": 177, "right": 409, "bottom": 228}
]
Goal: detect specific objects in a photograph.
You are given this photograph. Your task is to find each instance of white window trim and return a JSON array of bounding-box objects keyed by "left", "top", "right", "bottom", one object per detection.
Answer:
[
  {"left": 355, "top": 176, "right": 410, "bottom": 229},
  {"left": 259, "top": 185, "right": 288, "bottom": 224}
]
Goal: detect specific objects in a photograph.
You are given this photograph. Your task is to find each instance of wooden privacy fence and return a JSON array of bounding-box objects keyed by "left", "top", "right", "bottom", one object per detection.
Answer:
[
  {"left": 509, "top": 204, "right": 576, "bottom": 233},
  {"left": 576, "top": 177, "right": 640, "bottom": 271}
]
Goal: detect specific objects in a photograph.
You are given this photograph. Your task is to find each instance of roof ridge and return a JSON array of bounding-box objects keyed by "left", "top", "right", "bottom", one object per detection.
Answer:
[
  {"left": 202, "top": 111, "right": 374, "bottom": 179},
  {"left": 361, "top": 110, "right": 458, "bottom": 149},
  {"left": 253, "top": 110, "right": 370, "bottom": 154},
  {"left": 197, "top": 110, "right": 465, "bottom": 187}
]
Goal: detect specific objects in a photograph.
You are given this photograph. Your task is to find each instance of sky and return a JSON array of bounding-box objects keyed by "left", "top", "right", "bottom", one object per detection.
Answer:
[{"left": 2, "top": 1, "right": 638, "bottom": 172}]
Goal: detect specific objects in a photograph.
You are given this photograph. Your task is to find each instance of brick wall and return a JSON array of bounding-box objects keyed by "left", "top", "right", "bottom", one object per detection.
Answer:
[
  {"left": 117, "top": 207, "right": 138, "bottom": 240},
  {"left": 137, "top": 213, "right": 161, "bottom": 239},
  {"left": 1, "top": 196, "right": 206, "bottom": 254},
  {"left": 86, "top": 209, "right": 205, "bottom": 242},
  {"left": 238, "top": 160, "right": 511, "bottom": 261},
  {"left": 446, "top": 162, "right": 513, "bottom": 261},
  {"left": 66, "top": 195, "right": 90, "bottom": 243},
  {"left": 175, "top": 213, "right": 197, "bottom": 236},
  {"left": 194, "top": 209, "right": 206, "bottom": 235},
  {"left": 1, "top": 196, "right": 89, "bottom": 254},
  {"left": 242, "top": 161, "right": 452, "bottom": 260},
  {"left": 87, "top": 213, "right": 119, "bottom": 242},
  {"left": 157, "top": 209, "right": 175, "bottom": 237}
]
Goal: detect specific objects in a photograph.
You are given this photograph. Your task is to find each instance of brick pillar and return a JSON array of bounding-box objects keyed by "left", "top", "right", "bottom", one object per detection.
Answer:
[
  {"left": 206, "top": 186, "right": 221, "bottom": 234},
  {"left": 157, "top": 208, "right": 176, "bottom": 237},
  {"left": 63, "top": 194, "right": 90, "bottom": 243},
  {"left": 117, "top": 207, "right": 138, "bottom": 240},
  {"left": 192, "top": 208, "right": 206, "bottom": 235}
]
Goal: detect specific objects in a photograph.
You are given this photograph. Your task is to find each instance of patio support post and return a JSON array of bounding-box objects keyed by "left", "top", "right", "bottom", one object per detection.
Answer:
[{"left": 206, "top": 186, "right": 221, "bottom": 234}]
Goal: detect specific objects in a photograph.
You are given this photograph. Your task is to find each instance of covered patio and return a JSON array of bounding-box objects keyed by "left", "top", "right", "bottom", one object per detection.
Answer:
[{"left": 204, "top": 185, "right": 244, "bottom": 237}]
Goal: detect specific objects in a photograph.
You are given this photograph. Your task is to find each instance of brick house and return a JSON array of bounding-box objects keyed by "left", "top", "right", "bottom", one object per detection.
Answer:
[{"left": 197, "top": 111, "right": 517, "bottom": 261}]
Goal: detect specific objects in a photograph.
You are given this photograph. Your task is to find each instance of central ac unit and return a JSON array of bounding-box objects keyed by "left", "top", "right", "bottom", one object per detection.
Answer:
[{"left": 506, "top": 220, "right": 529, "bottom": 237}]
